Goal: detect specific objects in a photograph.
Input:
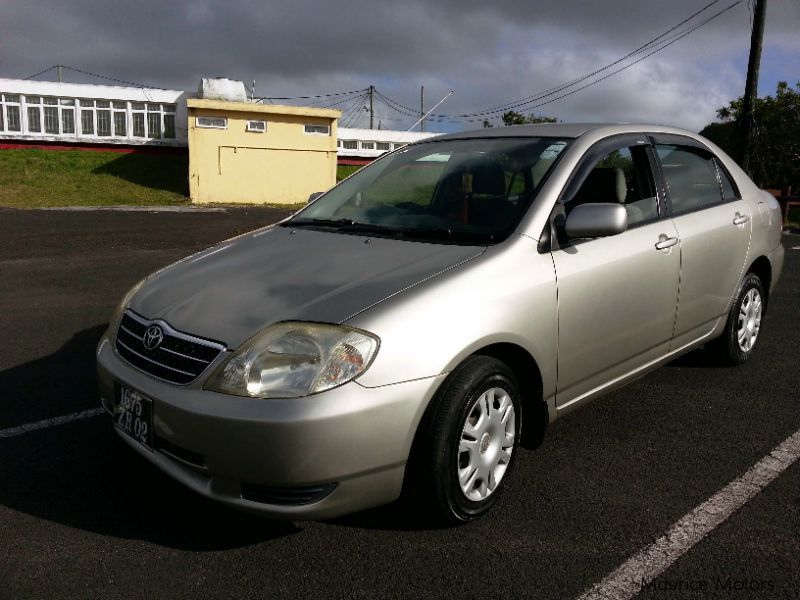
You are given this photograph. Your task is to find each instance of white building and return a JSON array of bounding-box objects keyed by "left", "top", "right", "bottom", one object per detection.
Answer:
[
  {"left": 0, "top": 78, "right": 441, "bottom": 159},
  {"left": 0, "top": 78, "right": 188, "bottom": 146},
  {"left": 336, "top": 127, "right": 439, "bottom": 162}
]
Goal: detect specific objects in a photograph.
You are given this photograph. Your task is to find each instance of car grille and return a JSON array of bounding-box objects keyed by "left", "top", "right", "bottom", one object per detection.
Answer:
[{"left": 115, "top": 310, "right": 226, "bottom": 385}]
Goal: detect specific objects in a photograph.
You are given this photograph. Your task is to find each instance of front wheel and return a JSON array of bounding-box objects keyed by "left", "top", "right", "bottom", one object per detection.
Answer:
[
  {"left": 410, "top": 356, "right": 522, "bottom": 524},
  {"left": 709, "top": 272, "right": 765, "bottom": 365}
]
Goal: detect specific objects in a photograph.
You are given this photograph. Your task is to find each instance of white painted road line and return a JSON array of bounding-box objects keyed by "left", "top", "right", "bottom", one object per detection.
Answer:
[
  {"left": 579, "top": 428, "right": 800, "bottom": 600},
  {"left": 0, "top": 408, "right": 104, "bottom": 439}
]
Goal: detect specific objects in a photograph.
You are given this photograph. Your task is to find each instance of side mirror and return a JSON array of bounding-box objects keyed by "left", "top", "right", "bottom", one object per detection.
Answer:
[
  {"left": 308, "top": 192, "right": 324, "bottom": 204},
  {"left": 564, "top": 203, "right": 628, "bottom": 238}
]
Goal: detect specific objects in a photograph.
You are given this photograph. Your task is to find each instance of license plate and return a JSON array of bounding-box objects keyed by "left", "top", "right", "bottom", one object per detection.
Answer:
[{"left": 114, "top": 385, "right": 154, "bottom": 450}]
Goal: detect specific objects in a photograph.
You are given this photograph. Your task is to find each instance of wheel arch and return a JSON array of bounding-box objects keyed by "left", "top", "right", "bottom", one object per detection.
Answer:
[
  {"left": 471, "top": 342, "right": 548, "bottom": 449},
  {"left": 747, "top": 255, "right": 772, "bottom": 306}
]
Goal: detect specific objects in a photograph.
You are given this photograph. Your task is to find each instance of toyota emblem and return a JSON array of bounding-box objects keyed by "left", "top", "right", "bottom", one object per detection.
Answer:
[{"left": 143, "top": 325, "right": 164, "bottom": 350}]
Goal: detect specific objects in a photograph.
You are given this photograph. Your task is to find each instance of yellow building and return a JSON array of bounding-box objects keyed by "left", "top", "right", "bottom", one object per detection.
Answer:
[{"left": 187, "top": 98, "right": 340, "bottom": 204}]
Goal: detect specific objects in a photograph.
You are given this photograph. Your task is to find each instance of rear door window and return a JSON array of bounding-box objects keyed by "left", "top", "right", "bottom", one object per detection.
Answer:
[{"left": 656, "top": 145, "right": 725, "bottom": 215}]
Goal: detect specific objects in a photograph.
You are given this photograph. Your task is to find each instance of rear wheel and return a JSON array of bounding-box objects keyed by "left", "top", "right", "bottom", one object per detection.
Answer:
[
  {"left": 709, "top": 272, "right": 765, "bottom": 365},
  {"left": 409, "top": 356, "right": 522, "bottom": 524}
]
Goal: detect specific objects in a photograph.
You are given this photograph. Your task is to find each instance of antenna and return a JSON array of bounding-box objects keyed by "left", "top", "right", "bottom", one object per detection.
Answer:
[{"left": 408, "top": 91, "right": 453, "bottom": 132}]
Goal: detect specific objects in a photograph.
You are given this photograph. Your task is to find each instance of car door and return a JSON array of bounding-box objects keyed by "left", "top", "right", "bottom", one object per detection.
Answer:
[
  {"left": 651, "top": 136, "right": 752, "bottom": 349},
  {"left": 550, "top": 135, "right": 681, "bottom": 407}
]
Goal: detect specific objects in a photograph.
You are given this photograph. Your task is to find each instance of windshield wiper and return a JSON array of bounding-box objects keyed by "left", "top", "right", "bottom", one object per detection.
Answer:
[
  {"left": 284, "top": 219, "right": 491, "bottom": 244},
  {"left": 285, "top": 218, "right": 356, "bottom": 228}
]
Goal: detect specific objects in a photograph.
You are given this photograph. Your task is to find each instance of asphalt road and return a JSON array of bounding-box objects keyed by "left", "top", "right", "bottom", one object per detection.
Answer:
[{"left": 1, "top": 207, "right": 798, "bottom": 599}]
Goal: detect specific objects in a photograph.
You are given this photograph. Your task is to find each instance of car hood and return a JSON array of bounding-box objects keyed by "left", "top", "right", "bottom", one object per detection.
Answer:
[{"left": 130, "top": 225, "right": 484, "bottom": 348}]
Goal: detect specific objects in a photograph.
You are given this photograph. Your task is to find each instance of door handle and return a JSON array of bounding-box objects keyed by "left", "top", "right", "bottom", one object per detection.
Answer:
[
  {"left": 655, "top": 235, "right": 679, "bottom": 250},
  {"left": 733, "top": 213, "right": 750, "bottom": 226}
]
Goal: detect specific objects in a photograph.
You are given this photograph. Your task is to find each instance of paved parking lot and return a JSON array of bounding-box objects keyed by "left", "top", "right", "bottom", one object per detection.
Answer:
[{"left": 1, "top": 207, "right": 798, "bottom": 599}]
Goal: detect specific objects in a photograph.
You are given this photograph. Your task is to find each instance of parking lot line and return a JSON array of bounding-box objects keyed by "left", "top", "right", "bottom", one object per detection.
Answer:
[
  {"left": 578, "top": 428, "right": 800, "bottom": 600},
  {"left": 0, "top": 408, "right": 104, "bottom": 439}
]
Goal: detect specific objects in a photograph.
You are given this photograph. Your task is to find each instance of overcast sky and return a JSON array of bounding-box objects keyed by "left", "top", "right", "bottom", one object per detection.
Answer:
[{"left": 1, "top": 0, "right": 798, "bottom": 132}]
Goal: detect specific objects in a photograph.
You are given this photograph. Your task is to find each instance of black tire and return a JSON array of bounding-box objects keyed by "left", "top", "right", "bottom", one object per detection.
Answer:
[
  {"left": 408, "top": 356, "right": 522, "bottom": 524},
  {"left": 708, "top": 272, "right": 765, "bottom": 365}
]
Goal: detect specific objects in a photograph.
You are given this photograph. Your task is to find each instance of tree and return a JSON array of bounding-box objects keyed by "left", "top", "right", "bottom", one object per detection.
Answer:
[
  {"left": 501, "top": 111, "right": 558, "bottom": 126},
  {"left": 701, "top": 81, "right": 800, "bottom": 193}
]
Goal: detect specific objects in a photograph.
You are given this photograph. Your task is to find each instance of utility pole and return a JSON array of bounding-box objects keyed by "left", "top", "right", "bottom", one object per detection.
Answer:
[
  {"left": 740, "top": 0, "right": 767, "bottom": 175},
  {"left": 369, "top": 85, "right": 374, "bottom": 130},
  {"left": 420, "top": 86, "right": 425, "bottom": 132},
  {"left": 408, "top": 90, "right": 453, "bottom": 132},
  {"left": 57, "top": 64, "right": 62, "bottom": 83}
]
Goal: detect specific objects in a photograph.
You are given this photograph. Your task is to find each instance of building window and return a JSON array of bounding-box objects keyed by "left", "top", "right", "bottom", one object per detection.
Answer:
[
  {"left": 43, "top": 106, "right": 59, "bottom": 134},
  {"left": 163, "top": 114, "right": 175, "bottom": 138},
  {"left": 2, "top": 94, "right": 22, "bottom": 131},
  {"left": 113, "top": 110, "right": 127, "bottom": 136},
  {"left": 0, "top": 93, "right": 178, "bottom": 141},
  {"left": 6, "top": 106, "right": 21, "bottom": 131},
  {"left": 132, "top": 113, "right": 145, "bottom": 137},
  {"left": 97, "top": 110, "right": 112, "bottom": 136},
  {"left": 361, "top": 142, "right": 375, "bottom": 150},
  {"left": 342, "top": 140, "right": 357, "bottom": 149},
  {"left": 5, "top": 105, "right": 21, "bottom": 131},
  {"left": 197, "top": 116, "right": 227, "bottom": 129},
  {"left": 147, "top": 112, "right": 161, "bottom": 139},
  {"left": 246, "top": 120, "right": 266, "bottom": 133},
  {"left": 81, "top": 110, "right": 94, "bottom": 135},
  {"left": 392, "top": 143, "right": 406, "bottom": 150},
  {"left": 304, "top": 123, "right": 330, "bottom": 135},
  {"left": 62, "top": 108, "right": 75, "bottom": 134},
  {"left": 376, "top": 142, "right": 391, "bottom": 151},
  {"left": 27, "top": 106, "right": 42, "bottom": 132},
  {"left": 131, "top": 103, "right": 146, "bottom": 137}
]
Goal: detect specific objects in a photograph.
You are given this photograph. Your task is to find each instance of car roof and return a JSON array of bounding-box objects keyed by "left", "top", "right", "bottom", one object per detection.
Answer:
[{"left": 424, "top": 122, "right": 701, "bottom": 142}]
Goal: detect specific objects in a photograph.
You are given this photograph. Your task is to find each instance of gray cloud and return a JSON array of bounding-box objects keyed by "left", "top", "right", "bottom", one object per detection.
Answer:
[{"left": 1, "top": 0, "right": 797, "bottom": 131}]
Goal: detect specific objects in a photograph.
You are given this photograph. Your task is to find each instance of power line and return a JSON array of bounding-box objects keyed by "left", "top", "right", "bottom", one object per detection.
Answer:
[
  {"left": 341, "top": 93, "right": 370, "bottom": 128},
  {"left": 514, "top": 1, "right": 745, "bottom": 114},
  {"left": 20, "top": 0, "right": 743, "bottom": 131},
  {"left": 22, "top": 65, "right": 58, "bottom": 80},
  {"left": 58, "top": 65, "right": 163, "bottom": 89},
  {"left": 377, "top": 0, "right": 742, "bottom": 123},
  {"left": 439, "top": 0, "right": 732, "bottom": 119},
  {"left": 319, "top": 91, "right": 371, "bottom": 109},
  {"left": 258, "top": 88, "right": 368, "bottom": 101}
]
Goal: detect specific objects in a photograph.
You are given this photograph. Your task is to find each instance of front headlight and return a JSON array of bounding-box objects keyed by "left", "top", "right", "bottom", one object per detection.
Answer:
[
  {"left": 109, "top": 278, "right": 146, "bottom": 336},
  {"left": 205, "top": 322, "right": 379, "bottom": 399}
]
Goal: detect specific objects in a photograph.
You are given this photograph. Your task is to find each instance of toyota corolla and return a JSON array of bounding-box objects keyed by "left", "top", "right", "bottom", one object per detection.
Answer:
[{"left": 97, "top": 123, "right": 784, "bottom": 523}]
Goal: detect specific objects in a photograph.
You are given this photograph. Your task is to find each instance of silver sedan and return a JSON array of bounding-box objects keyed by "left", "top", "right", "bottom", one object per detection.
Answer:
[{"left": 96, "top": 123, "right": 784, "bottom": 523}]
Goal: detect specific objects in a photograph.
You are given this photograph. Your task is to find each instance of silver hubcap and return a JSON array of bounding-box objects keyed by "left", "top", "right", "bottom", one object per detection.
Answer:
[
  {"left": 458, "top": 387, "right": 515, "bottom": 502},
  {"left": 737, "top": 288, "right": 762, "bottom": 352}
]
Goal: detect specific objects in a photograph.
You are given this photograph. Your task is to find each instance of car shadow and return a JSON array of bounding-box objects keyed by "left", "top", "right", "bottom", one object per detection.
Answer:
[
  {"left": 0, "top": 325, "right": 299, "bottom": 550},
  {"left": 327, "top": 500, "right": 448, "bottom": 532},
  {"left": 666, "top": 346, "right": 733, "bottom": 369}
]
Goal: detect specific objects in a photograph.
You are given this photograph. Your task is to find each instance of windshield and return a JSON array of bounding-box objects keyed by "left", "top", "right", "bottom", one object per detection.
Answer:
[{"left": 286, "top": 137, "right": 570, "bottom": 244}]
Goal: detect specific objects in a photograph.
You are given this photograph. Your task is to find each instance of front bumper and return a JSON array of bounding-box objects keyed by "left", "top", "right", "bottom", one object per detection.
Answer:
[{"left": 96, "top": 333, "right": 444, "bottom": 519}]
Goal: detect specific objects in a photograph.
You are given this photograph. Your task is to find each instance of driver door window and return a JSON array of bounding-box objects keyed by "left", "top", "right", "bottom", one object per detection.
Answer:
[{"left": 566, "top": 145, "right": 659, "bottom": 228}]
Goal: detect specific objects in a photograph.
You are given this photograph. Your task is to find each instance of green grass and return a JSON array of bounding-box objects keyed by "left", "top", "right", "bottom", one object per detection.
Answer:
[
  {"left": 336, "top": 164, "right": 364, "bottom": 181},
  {"left": 0, "top": 149, "right": 189, "bottom": 207},
  {"left": 0, "top": 150, "right": 365, "bottom": 207}
]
